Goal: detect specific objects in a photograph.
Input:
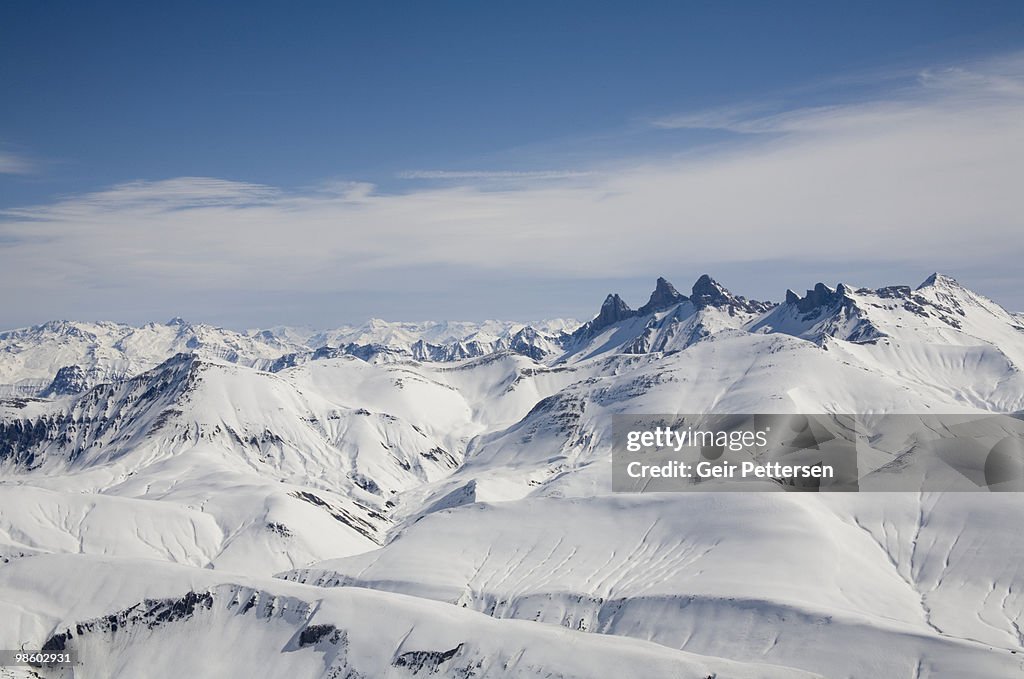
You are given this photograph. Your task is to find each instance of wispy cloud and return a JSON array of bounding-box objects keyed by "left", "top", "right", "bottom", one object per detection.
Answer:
[
  {"left": 0, "top": 149, "right": 34, "bottom": 175},
  {"left": 398, "top": 169, "right": 594, "bottom": 180},
  {"left": 649, "top": 102, "right": 784, "bottom": 133},
  {"left": 652, "top": 53, "right": 1024, "bottom": 136},
  {"left": 2, "top": 52, "right": 1024, "bottom": 324}
]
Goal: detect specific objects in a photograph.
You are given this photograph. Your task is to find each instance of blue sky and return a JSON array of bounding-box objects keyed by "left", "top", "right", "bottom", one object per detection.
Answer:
[{"left": 2, "top": 1, "right": 1024, "bottom": 328}]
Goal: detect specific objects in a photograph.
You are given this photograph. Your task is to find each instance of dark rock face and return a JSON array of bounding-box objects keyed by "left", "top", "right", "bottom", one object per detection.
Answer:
[
  {"left": 1, "top": 353, "right": 204, "bottom": 469},
  {"left": 268, "top": 352, "right": 303, "bottom": 372},
  {"left": 596, "top": 294, "right": 634, "bottom": 327},
  {"left": 0, "top": 416, "right": 58, "bottom": 467},
  {"left": 298, "top": 623, "right": 337, "bottom": 647},
  {"left": 875, "top": 285, "right": 912, "bottom": 299},
  {"left": 780, "top": 282, "right": 900, "bottom": 344},
  {"left": 337, "top": 344, "right": 380, "bottom": 362},
  {"left": 790, "top": 282, "right": 921, "bottom": 314},
  {"left": 505, "top": 326, "right": 552, "bottom": 361},
  {"left": 43, "top": 590, "right": 216, "bottom": 652},
  {"left": 690, "top": 274, "right": 774, "bottom": 314},
  {"left": 690, "top": 274, "right": 735, "bottom": 308},
  {"left": 571, "top": 294, "right": 638, "bottom": 341},
  {"left": 392, "top": 644, "right": 464, "bottom": 673},
  {"left": 331, "top": 343, "right": 410, "bottom": 363},
  {"left": 42, "top": 365, "right": 89, "bottom": 397},
  {"left": 637, "top": 277, "right": 687, "bottom": 315},
  {"left": 792, "top": 283, "right": 846, "bottom": 314}
]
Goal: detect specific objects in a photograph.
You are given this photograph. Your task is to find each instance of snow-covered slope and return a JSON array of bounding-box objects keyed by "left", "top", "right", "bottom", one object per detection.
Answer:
[
  {"left": 282, "top": 493, "right": 1024, "bottom": 679},
  {"left": 0, "top": 555, "right": 820, "bottom": 679},
  {"left": 1, "top": 272, "right": 1023, "bottom": 678}
]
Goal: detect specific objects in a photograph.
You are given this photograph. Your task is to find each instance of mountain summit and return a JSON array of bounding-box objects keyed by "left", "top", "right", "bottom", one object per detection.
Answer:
[{"left": 637, "top": 277, "right": 686, "bottom": 315}]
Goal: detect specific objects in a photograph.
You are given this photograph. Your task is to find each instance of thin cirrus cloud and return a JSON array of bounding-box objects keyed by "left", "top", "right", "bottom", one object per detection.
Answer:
[
  {"left": 397, "top": 170, "right": 594, "bottom": 181},
  {"left": 1, "top": 52, "right": 1023, "bottom": 326},
  {"left": 0, "top": 149, "right": 33, "bottom": 175}
]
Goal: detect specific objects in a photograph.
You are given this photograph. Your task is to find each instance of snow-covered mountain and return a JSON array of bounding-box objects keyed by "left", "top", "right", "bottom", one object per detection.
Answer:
[
  {"left": 0, "top": 317, "right": 578, "bottom": 397},
  {"left": 1, "top": 273, "right": 1023, "bottom": 678}
]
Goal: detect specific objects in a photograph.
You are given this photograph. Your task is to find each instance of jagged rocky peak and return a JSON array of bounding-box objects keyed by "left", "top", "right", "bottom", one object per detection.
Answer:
[
  {"left": 596, "top": 293, "right": 634, "bottom": 326},
  {"left": 689, "top": 274, "right": 774, "bottom": 314},
  {"left": 577, "top": 275, "right": 776, "bottom": 340},
  {"left": 690, "top": 274, "right": 736, "bottom": 308},
  {"left": 788, "top": 282, "right": 849, "bottom": 313},
  {"left": 571, "top": 293, "right": 636, "bottom": 340},
  {"left": 637, "top": 277, "right": 687, "bottom": 315}
]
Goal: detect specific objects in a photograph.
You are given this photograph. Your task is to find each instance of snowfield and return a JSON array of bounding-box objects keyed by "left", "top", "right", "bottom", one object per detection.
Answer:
[{"left": 1, "top": 273, "right": 1023, "bottom": 677}]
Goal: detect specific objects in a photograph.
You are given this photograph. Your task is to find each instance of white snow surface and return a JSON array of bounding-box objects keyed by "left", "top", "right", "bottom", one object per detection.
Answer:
[{"left": 1, "top": 273, "right": 1023, "bottom": 677}]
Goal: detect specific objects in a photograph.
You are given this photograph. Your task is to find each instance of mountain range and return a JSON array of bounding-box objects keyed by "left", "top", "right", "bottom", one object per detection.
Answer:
[{"left": 1, "top": 273, "right": 1023, "bottom": 678}]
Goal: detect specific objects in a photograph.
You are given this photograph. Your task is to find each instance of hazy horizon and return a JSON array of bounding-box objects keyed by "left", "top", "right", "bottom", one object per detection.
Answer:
[{"left": 1, "top": 268, "right": 1016, "bottom": 333}]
